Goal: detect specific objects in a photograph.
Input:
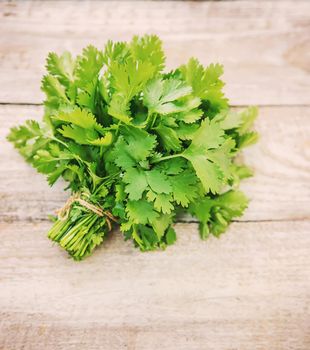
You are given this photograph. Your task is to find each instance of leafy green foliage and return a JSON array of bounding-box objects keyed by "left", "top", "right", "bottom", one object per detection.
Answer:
[
  {"left": 143, "top": 77, "right": 197, "bottom": 115},
  {"left": 7, "top": 35, "right": 258, "bottom": 259},
  {"left": 179, "top": 58, "right": 228, "bottom": 115},
  {"left": 189, "top": 190, "right": 249, "bottom": 239}
]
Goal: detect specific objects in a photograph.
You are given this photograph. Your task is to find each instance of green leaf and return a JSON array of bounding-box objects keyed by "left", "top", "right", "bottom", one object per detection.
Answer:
[
  {"left": 123, "top": 168, "right": 148, "bottom": 200},
  {"left": 183, "top": 118, "right": 228, "bottom": 193},
  {"left": 103, "top": 40, "right": 130, "bottom": 65},
  {"left": 230, "top": 164, "right": 253, "bottom": 186},
  {"left": 171, "top": 170, "right": 198, "bottom": 207},
  {"left": 54, "top": 108, "right": 112, "bottom": 146},
  {"left": 87, "top": 132, "right": 113, "bottom": 146},
  {"left": 216, "top": 109, "right": 243, "bottom": 130},
  {"left": 165, "top": 227, "right": 177, "bottom": 245},
  {"left": 138, "top": 225, "right": 160, "bottom": 250},
  {"left": 238, "top": 131, "right": 259, "bottom": 149},
  {"left": 237, "top": 106, "right": 258, "bottom": 135},
  {"left": 75, "top": 45, "right": 104, "bottom": 84},
  {"left": 109, "top": 58, "right": 155, "bottom": 100},
  {"left": 53, "top": 108, "right": 98, "bottom": 129},
  {"left": 215, "top": 190, "right": 249, "bottom": 217},
  {"left": 108, "top": 94, "right": 132, "bottom": 124},
  {"left": 152, "top": 214, "right": 173, "bottom": 239},
  {"left": 143, "top": 78, "right": 197, "bottom": 115},
  {"left": 58, "top": 124, "right": 89, "bottom": 144},
  {"left": 8, "top": 120, "right": 42, "bottom": 146},
  {"left": 47, "top": 164, "right": 68, "bottom": 186},
  {"left": 46, "top": 51, "right": 75, "bottom": 88},
  {"left": 154, "top": 194, "right": 174, "bottom": 214},
  {"left": 179, "top": 58, "right": 228, "bottom": 113},
  {"left": 41, "top": 75, "right": 70, "bottom": 108},
  {"left": 155, "top": 122, "right": 182, "bottom": 152},
  {"left": 112, "top": 137, "right": 136, "bottom": 169},
  {"left": 130, "top": 35, "right": 165, "bottom": 72},
  {"left": 176, "top": 122, "right": 199, "bottom": 140},
  {"left": 122, "top": 126, "right": 157, "bottom": 163},
  {"left": 175, "top": 109, "right": 203, "bottom": 124},
  {"left": 189, "top": 190, "right": 249, "bottom": 239},
  {"left": 76, "top": 80, "right": 97, "bottom": 112},
  {"left": 189, "top": 197, "right": 213, "bottom": 239},
  {"left": 216, "top": 107, "right": 258, "bottom": 133},
  {"left": 145, "top": 169, "right": 172, "bottom": 194},
  {"left": 188, "top": 117, "right": 224, "bottom": 149},
  {"left": 189, "top": 197, "right": 213, "bottom": 224},
  {"left": 159, "top": 158, "right": 186, "bottom": 175},
  {"left": 147, "top": 191, "right": 174, "bottom": 214},
  {"left": 126, "top": 200, "right": 159, "bottom": 225},
  {"left": 207, "top": 138, "right": 235, "bottom": 179},
  {"left": 186, "top": 155, "right": 223, "bottom": 194}
]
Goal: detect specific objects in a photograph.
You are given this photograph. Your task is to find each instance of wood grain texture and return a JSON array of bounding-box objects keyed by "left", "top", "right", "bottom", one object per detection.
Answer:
[
  {"left": 1, "top": 104, "right": 309, "bottom": 222},
  {"left": 0, "top": 220, "right": 310, "bottom": 350},
  {"left": 0, "top": 1, "right": 310, "bottom": 105},
  {"left": 1, "top": 1, "right": 310, "bottom": 349}
]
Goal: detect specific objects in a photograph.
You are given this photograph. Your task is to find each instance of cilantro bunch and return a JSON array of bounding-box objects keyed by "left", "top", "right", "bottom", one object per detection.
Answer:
[{"left": 8, "top": 35, "right": 258, "bottom": 260}]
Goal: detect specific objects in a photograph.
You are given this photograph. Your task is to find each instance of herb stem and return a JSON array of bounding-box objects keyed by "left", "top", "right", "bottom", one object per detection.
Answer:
[{"left": 153, "top": 153, "right": 183, "bottom": 163}]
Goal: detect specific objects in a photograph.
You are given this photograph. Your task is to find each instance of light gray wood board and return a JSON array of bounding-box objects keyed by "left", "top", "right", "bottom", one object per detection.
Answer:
[
  {"left": 1, "top": 104, "right": 309, "bottom": 222},
  {"left": 0, "top": 220, "right": 309, "bottom": 350},
  {"left": 0, "top": 0, "right": 309, "bottom": 105}
]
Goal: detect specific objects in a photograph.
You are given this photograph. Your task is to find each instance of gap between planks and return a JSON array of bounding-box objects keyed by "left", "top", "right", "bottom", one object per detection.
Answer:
[
  {"left": 0, "top": 216, "right": 308, "bottom": 225},
  {"left": 2, "top": 102, "right": 310, "bottom": 108}
]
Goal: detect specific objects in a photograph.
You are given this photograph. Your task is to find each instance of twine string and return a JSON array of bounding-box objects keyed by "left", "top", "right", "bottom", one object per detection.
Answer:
[{"left": 56, "top": 193, "right": 117, "bottom": 231}]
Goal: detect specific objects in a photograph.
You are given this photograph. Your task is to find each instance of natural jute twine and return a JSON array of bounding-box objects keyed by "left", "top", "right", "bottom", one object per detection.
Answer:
[{"left": 56, "top": 193, "right": 117, "bottom": 231}]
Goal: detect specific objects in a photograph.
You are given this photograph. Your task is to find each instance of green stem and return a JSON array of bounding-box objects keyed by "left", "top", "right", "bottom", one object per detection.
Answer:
[
  {"left": 50, "top": 136, "right": 69, "bottom": 148},
  {"left": 150, "top": 113, "right": 158, "bottom": 129},
  {"left": 115, "top": 121, "right": 122, "bottom": 136},
  {"left": 99, "top": 146, "right": 103, "bottom": 158},
  {"left": 152, "top": 153, "right": 183, "bottom": 163}
]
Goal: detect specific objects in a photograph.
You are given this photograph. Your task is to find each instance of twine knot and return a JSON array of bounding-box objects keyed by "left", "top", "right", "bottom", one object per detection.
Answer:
[{"left": 56, "top": 192, "right": 117, "bottom": 231}]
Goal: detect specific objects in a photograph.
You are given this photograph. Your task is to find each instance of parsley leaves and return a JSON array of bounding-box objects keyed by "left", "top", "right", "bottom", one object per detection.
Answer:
[{"left": 8, "top": 35, "right": 258, "bottom": 259}]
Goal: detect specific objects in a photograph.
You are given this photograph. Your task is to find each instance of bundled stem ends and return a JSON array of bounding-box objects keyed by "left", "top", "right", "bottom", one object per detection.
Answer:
[{"left": 48, "top": 193, "right": 117, "bottom": 260}]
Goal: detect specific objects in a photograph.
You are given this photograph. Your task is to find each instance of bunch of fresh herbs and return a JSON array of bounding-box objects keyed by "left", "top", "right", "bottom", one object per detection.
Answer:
[{"left": 8, "top": 35, "right": 258, "bottom": 260}]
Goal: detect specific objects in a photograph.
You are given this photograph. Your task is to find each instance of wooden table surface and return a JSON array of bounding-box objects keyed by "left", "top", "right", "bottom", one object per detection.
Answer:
[{"left": 0, "top": 1, "right": 309, "bottom": 349}]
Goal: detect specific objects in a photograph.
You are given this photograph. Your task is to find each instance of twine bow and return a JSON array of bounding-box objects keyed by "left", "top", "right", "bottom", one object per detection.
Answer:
[{"left": 56, "top": 193, "right": 117, "bottom": 231}]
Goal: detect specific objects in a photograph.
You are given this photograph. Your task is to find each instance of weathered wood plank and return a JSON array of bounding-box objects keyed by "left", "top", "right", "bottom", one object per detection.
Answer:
[
  {"left": 1, "top": 104, "right": 309, "bottom": 222},
  {"left": 0, "top": 220, "right": 309, "bottom": 350},
  {"left": 0, "top": 1, "right": 309, "bottom": 105},
  {"left": 1, "top": 1, "right": 309, "bottom": 349}
]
